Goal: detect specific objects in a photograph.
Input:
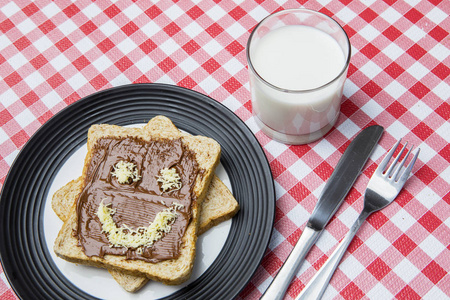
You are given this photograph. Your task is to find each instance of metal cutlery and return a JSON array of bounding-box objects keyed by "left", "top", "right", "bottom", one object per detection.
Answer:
[
  {"left": 296, "top": 139, "right": 420, "bottom": 300},
  {"left": 261, "top": 125, "right": 384, "bottom": 300}
]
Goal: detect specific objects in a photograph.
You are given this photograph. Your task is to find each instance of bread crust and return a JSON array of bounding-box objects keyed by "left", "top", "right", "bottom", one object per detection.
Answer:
[{"left": 53, "top": 116, "right": 221, "bottom": 285}]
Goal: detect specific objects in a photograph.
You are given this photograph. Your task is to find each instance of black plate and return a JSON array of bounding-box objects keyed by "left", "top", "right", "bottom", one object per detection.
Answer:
[{"left": 0, "top": 83, "right": 275, "bottom": 300}]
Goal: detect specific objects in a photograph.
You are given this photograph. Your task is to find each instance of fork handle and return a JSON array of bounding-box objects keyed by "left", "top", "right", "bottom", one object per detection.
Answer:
[{"left": 296, "top": 210, "right": 371, "bottom": 300}]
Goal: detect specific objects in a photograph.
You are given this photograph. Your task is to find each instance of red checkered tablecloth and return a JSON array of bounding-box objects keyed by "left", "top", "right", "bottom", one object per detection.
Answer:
[{"left": 0, "top": 1, "right": 449, "bottom": 299}]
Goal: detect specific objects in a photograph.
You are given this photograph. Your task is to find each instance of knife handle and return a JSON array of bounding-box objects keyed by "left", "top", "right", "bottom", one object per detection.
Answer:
[{"left": 261, "top": 226, "right": 320, "bottom": 300}]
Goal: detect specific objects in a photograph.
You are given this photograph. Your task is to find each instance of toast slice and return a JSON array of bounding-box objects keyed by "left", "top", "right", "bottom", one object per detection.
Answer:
[
  {"left": 52, "top": 174, "right": 239, "bottom": 292},
  {"left": 54, "top": 116, "right": 222, "bottom": 285}
]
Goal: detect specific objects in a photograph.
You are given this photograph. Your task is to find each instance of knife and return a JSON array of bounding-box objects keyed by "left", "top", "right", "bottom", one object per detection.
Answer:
[{"left": 261, "top": 125, "right": 384, "bottom": 300}]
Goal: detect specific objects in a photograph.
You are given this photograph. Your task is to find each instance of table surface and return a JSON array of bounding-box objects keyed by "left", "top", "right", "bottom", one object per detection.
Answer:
[{"left": 0, "top": 1, "right": 449, "bottom": 299}]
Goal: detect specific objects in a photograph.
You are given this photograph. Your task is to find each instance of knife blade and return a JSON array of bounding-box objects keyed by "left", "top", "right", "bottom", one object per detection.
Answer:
[{"left": 261, "top": 125, "right": 383, "bottom": 300}]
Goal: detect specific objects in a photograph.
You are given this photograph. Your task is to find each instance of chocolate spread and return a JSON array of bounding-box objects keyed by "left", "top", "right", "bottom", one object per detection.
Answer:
[{"left": 75, "top": 136, "right": 200, "bottom": 263}]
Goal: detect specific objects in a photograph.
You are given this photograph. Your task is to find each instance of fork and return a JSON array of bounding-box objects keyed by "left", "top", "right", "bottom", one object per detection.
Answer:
[{"left": 296, "top": 139, "right": 420, "bottom": 300}]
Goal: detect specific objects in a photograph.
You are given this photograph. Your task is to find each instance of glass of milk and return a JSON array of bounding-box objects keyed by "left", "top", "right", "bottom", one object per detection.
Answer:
[{"left": 247, "top": 9, "right": 351, "bottom": 144}]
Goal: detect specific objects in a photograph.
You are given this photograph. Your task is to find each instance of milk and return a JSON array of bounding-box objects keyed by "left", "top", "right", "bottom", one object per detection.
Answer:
[
  {"left": 252, "top": 26, "right": 345, "bottom": 91},
  {"left": 248, "top": 17, "right": 350, "bottom": 144}
]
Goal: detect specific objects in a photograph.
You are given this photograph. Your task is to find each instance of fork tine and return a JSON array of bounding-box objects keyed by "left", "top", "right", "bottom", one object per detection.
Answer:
[
  {"left": 378, "top": 139, "right": 401, "bottom": 174},
  {"left": 386, "top": 142, "right": 408, "bottom": 177},
  {"left": 398, "top": 148, "right": 420, "bottom": 183},
  {"left": 392, "top": 143, "right": 412, "bottom": 181}
]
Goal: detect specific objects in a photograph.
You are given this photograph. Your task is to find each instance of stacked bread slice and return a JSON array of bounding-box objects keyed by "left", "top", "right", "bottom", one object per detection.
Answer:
[{"left": 53, "top": 116, "right": 239, "bottom": 291}]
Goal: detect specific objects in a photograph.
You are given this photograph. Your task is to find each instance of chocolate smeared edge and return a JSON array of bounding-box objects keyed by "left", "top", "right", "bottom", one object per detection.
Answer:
[{"left": 75, "top": 136, "right": 201, "bottom": 263}]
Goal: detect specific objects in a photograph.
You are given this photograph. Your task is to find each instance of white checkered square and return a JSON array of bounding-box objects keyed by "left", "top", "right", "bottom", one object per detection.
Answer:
[
  {"left": 288, "top": 159, "right": 313, "bottom": 181},
  {"left": 419, "top": 235, "right": 446, "bottom": 259},
  {"left": 82, "top": 3, "right": 102, "bottom": 19},
  {"left": 155, "top": 74, "right": 175, "bottom": 85},
  {"left": 360, "top": 60, "right": 383, "bottom": 79},
  {"left": 339, "top": 254, "right": 365, "bottom": 280},
  {"left": 206, "top": 5, "right": 227, "bottom": 20},
  {"left": 432, "top": 81, "right": 450, "bottom": 102},
  {"left": 222, "top": 94, "right": 242, "bottom": 112},
  {"left": 41, "top": 90, "right": 61, "bottom": 109},
  {"left": 0, "top": 271, "right": 11, "bottom": 288},
  {"left": 393, "top": 258, "right": 420, "bottom": 283},
  {"left": 336, "top": 6, "right": 358, "bottom": 23},
  {"left": 390, "top": 208, "right": 416, "bottom": 232},
  {"left": 416, "top": 186, "right": 442, "bottom": 209},
  {"left": 409, "top": 100, "right": 433, "bottom": 121},
  {"left": 184, "top": 22, "right": 203, "bottom": 39},
  {"left": 359, "top": 24, "right": 381, "bottom": 42},
  {"left": 67, "top": 72, "right": 88, "bottom": 90},
  {"left": 226, "top": 22, "right": 247, "bottom": 39},
  {"left": 313, "top": 139, "right": 336, "bottom": 160},
  {"left": 0, "top": 2, "right": 20, "bottom": 17},
  {"left": 414, "top": 142, "right": 436, "bottom": 164},
  {"left": 317, "top": 0, "right": 333, "bottom": 6},
  {"left": 274, "top": 180, "right": 287, "bottom": 200},
  {"left": 59, "top": 19, "right": 78, "bottom": 36},
  {"left": 248, "top": 6, "right": 269, "bottom": 22},
  {"left": 404, "top": 24, "right": 427, "bottom": 43},
  {"left": 337, "top": 206, "right": 359, "bottom": 228},
  {"left": 423, "top": 286, "right": 448, "bottom": 300},
  {"left": 75, "top": 36, "right": 96, "bottom": 54},
  {"left": 198, "top": 77, "right": 221, "bottom": 94},
  {"left": 134, "top": 55, "right": 156, "bottom": 74},
  {"left": 24, "top": 71, "right": 46, "bottom": 89},
  {"left": 337, "top": 119, "right": 360, "bottom": 139},
  {"left": 110, "top": 73, "right": 130, "bottom": 86},
  {"left": 122, "top": 3, "right": 143, "bottom": 20},
  {"left": 365, "top": 230, "right": 391, "bottom": 256},
  {"left": 0, "top": 128, "right": 8, "bottom": 144},
  {"left": 0, "top": 34, "right": 10, "bottom": 51},
  {"left": 41, "top": 2, "right": 59, "bottom": 18},
  {"left": 50, "top": 54, "right": 71, "bottom": 72},
  {"left": 117, "top": 37, "right": 138, "bottom": 55},
  {"left": 311, "top": 181, "right": 326, "bottom": 199},
  {"left": 429, "top": 43, "right": 450, "bottom": 61},
  {"left": 383, "top": 43, "right": 404, "bottom": 61},
  {"left": 436, "top": 120, "right": 450, "bottom": 143},
  {"left": 15, "top": 108, "right": 35, "bottom": 128},
  {"left": 343, "top": 78, "right": 359, "bottom": 98},
  {"left": 8, "top": 52, "right": 28, "bottom": 69},
  {"left": 264, "top": 140, "right": 288, "bottom": 158},
  {"left": 17, "top": 18, "right": 36, "bottom": 35},
  {"left": 322, "top": 285, "right": 338, "bottom": 300},
  {"left": 202, "top": 39, "right": 222, "bottom": 57},
  {"left": 4, "top": 149, "right": 19, "bottom": 167},
  {"left": 177, "top": 56, "right": 198, "bottom": 74},
  {"left": 380, "top": 7, "right": 403, "bottom": 24},
  {"left": 160, "top": 39, "right": 180, "bottom": 55},
  {"left": 427, "top": 7, "right": 448, "bottom": 24},
  {"left": 92, "top": 55, "right": 113, "bottom": 72},
  {"left": 366, "top": 282, "right": 394, "bottom": 300},
  {"left": 222, "top": 57, "right": 244, "bottom": 76},
  {"left": 0, "top": 89, "right": 18, "bottom": 107},
  {"left": 408, "top": 61, "right": 429, "bottom": 81},
  {"left": 387, "top": 120, "right": 410, "bottom": 141},
  {"left": 99, "top": 19, "right": 120, "bottom": 36},
  {"left": 361, "top": 99, "right": 384, "bottom": 119},
  {"left": 34, "top": 35, "right": 53, "bottom": 52},
  {"left": 315, "top": 230, "right": 338, "bottom": 254},
  {"left": 360, "top": 0, "right": 377, "bottom": 6},
  {"left": 286, "top": 204, "right": 310, "bottom": 228},
  {"left": 404, "top": 0, "right": 421, "bottom": 7}
]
